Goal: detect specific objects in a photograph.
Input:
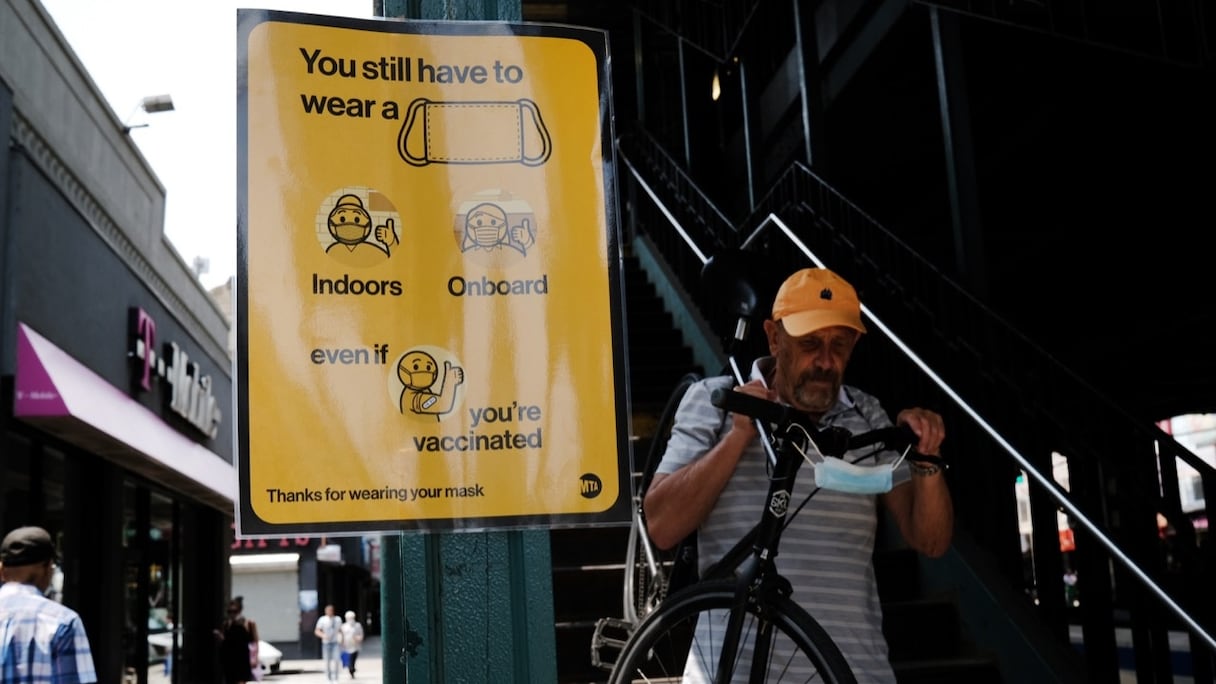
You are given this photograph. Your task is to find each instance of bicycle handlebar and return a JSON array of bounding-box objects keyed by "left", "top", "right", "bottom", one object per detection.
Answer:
[
  {"left": 709, "top": 387, "right": 797, "bottom": 426},
  {"left": 709, "top": 387, "right": 923, "bottom": 459}
]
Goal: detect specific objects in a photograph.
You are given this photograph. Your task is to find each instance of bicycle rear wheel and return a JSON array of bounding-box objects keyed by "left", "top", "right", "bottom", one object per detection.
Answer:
[
  {"left": 623, "top": 371, "right": 702, "bottom": 625},
  {"left": 609, "top": 579, "right": 857, "bottom": 684}
]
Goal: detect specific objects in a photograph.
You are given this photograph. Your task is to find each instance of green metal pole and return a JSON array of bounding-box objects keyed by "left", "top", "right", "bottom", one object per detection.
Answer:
[
  {"left": 376, "top": 3, "right": 555, "bottom": 683},
  {"left": 380, "top": 531, "right": 556, "bottom": 683}
]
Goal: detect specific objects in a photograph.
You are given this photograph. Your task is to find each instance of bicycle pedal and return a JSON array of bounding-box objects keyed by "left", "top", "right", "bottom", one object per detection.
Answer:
[{"left": 590, "top": 617, "right": 634, "bottom": 670}]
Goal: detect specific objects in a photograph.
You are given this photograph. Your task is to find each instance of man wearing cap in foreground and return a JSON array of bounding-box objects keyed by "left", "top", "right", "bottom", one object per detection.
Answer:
[
  {"left": 645, "top": 267, "right": 954, "bottom": 683},
  {"left": 0, "top": 526, "right": 97, "bottom": 683}
]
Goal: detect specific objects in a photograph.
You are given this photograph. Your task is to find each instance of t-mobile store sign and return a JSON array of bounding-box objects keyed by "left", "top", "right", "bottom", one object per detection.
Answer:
[{"left": 128, "top": 307, "right": 222, "bottom": 439}]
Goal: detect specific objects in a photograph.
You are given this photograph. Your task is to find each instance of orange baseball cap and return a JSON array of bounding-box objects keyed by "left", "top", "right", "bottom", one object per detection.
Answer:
[{"left": 771, "top": 268, "right": 866, "bottom": 337}]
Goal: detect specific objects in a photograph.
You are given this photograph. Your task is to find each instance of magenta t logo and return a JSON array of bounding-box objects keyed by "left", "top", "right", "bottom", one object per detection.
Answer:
[
  {"left": 135, "top": 308, "right": 156, "bottom": 391},
  {"left": 127, "top": 306, "right": 222, "bottom": 439}
]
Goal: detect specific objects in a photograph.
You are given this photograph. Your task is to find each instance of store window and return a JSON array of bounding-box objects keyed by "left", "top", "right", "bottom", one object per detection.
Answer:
[
  {"left": 148, "top": 491, "right": 178, "bottom": 681},
  {"left": 123, "top": 481, "right": 181, "bottom": 684}
]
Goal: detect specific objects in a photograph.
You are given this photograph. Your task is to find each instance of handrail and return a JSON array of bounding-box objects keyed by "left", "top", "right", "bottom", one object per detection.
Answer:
[{"left": 617, "top": 147, "right": 712, "bottom": 266}]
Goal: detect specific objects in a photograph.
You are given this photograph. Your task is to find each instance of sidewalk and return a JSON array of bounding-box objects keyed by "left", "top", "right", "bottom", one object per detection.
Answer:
[{"left": 265, "top": 635, "right": 383, "bottom": 683}]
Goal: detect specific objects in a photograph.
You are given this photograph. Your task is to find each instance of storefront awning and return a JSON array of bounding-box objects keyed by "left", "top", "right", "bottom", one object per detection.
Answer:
[{"left": 14, "top": 322, "right": 235, "bottom": 512}]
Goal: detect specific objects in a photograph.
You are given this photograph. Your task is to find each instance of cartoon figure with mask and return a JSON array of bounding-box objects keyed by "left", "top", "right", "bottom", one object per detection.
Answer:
[
  {"left": 325, "top": 193, "right": 399, "bottom": 264},
  {"left": 460, "top": 201, "right": 535, "bottom": 256},
  {"left": 397, "top": 349, "right": 464, "bottom": 419}
]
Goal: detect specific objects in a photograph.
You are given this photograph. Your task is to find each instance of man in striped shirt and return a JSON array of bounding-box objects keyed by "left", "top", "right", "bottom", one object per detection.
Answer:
[
  {"left": 645, "top": 267, "right": 954, "bottom": 683},
  {"left": 0, "top": 526, "right": 97, "bottom": 683}
]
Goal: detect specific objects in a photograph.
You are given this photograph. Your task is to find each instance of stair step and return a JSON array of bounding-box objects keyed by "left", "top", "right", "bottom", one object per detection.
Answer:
[
  {"left": 892, "top": 654, "right": 1003, "bottom": 684},
  {"left": 553, "top": 567, "right": 624, "bottom": 623},
  {"left": 882, "top": 597, "right": 964, "bottom": 660}
]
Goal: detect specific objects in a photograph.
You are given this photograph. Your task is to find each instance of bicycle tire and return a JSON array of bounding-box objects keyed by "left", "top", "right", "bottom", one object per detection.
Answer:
[
  {"left": 609, "top": 579, "right": 858, "bottom": 684},
  {"left": 623, "top": 372, "right": 703, "bottom": 625}
]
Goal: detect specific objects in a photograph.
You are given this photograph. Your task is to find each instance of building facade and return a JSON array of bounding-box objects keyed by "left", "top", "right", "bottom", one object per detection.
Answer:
[{"left": 1, "top": 1, "right": 235, "bottom": 681}]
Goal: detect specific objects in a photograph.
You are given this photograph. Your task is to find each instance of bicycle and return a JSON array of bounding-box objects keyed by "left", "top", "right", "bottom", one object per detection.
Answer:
[{"left": 604, "top": 384, "right": 943, "bottom": 683}]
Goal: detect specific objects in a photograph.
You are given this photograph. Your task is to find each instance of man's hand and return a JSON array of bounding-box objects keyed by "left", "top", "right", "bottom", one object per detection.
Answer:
[
  {"left": 728, "top": 380, "right": 773, "bottom": 440},
  {"left": 896, "top": 407, "right": 945, "bottom": 456},
  {"left": 887, "top": 407, "right": 953, "bottom": 557}
]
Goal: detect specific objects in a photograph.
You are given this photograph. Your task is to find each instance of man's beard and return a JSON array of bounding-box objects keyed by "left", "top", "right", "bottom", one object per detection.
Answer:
[{"left": 790, "top": 369, "right": 840, "bottom": 413}]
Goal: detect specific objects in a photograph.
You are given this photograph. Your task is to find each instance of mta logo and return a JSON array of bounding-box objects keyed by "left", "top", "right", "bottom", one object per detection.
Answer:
[{"left": 579, "top": 474, "right": 603, "bottom": 499}]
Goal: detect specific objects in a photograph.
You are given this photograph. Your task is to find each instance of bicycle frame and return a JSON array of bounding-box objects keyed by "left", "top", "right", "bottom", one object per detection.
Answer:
[
  {"left": 706, "top": 388, "right": 849, "bottom": 681},
  {"left": 623, "top": 474, "right": 663, "bottom": 624}
]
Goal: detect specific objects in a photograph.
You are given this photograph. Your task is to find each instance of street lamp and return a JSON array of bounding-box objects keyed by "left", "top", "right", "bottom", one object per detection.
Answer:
[{"left": 123, "top": 94, "right": 175, "bottom": 133}]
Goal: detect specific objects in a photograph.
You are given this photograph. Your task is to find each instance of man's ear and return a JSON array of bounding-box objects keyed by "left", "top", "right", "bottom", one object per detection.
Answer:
[{"left": 763, "top": 319, "right": 780, "bottom": 353}]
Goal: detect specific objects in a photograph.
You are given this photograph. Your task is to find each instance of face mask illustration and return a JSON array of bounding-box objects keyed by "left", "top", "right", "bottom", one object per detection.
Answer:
[
  {"left": 813, "top": 457, "right": 894, "bottom": 495},
  {"left": 398, "top": 98, "right": 552, "bottom": 167}
]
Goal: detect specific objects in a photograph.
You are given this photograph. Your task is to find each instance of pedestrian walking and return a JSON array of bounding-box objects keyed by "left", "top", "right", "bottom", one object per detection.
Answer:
[
  {"left": 314, "top": 604, "right": 343, "bottom": 681},
  {"left": 214, "top": 596, "right": 260, "bottom": 684},
  {"left": 0, "top": 526, "right": 97, "bottom": 683},
  {"left": 339, "top": 610, "right": 364, "bottom": 678}
]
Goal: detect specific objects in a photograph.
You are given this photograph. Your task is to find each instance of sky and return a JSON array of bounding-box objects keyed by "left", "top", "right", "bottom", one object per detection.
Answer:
[{"left": 39, "top": 0, "right": 376, "bottom": 290}]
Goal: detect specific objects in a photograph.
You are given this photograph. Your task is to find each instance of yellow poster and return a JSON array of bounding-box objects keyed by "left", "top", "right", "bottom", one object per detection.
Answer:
[{"left": 236, "top": 11, "right": 628, "bottom": 534}]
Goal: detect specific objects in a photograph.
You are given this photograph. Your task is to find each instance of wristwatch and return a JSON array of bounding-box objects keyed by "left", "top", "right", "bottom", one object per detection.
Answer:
[{"left": 909, "top": 458, "right": 946, "bottom": 477}]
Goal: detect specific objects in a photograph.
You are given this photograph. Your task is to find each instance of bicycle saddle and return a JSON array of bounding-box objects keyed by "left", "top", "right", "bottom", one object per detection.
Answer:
[
  {"left": 699, "top": 250, "right": 781, "bottom": 354},
  {"left": 700, "top": 249, "right": 769, "bottom": 321}
]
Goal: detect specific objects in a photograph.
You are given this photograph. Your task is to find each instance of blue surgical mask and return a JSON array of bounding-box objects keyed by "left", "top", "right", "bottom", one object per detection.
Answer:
[{"left": 813, "top": 457, "right": 894, "bottom": 494}]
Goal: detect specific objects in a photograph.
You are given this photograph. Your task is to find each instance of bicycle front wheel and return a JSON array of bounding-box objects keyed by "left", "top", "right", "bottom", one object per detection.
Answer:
[{"left": 608, "top": 579, "right": 857, "bottom": 684}]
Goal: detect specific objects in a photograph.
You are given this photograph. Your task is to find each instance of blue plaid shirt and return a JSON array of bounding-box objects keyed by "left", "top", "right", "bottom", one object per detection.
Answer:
[{"left": 0, "top": 582, "right": 97, "bottom": 683}]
